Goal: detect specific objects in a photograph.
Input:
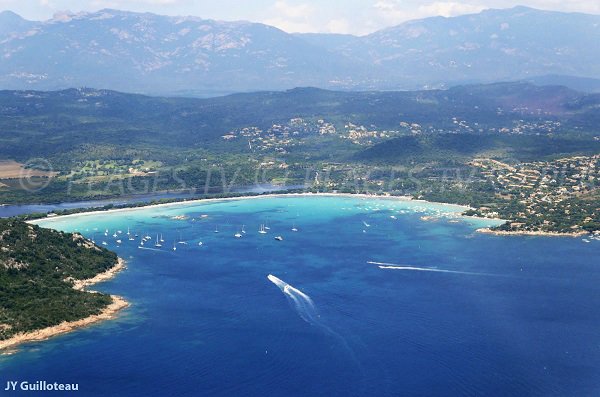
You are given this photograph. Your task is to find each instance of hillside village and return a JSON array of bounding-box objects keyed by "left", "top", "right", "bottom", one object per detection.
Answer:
[{"left": 470, "top": 155, "right": 600, "bottom": 234}]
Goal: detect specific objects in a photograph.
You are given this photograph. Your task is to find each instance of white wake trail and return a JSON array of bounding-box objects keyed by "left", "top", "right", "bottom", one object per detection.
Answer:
[
  {"left": 267, "top": 274, "right": 319, "bottom": 324},
  {"left": 368, "top": 261, "right": 496, "bottom": 276},
  {"left": 267, "top": 274, "right": 366, "bottom": 386}
]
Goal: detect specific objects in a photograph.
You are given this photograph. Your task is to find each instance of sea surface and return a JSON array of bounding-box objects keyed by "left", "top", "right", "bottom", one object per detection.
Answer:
[{"left": 2, "top": 195, "right": 600, "bottom": 397}]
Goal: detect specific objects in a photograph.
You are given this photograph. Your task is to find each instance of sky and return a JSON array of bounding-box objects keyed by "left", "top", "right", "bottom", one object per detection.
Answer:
[{"left": 2, "top": 0, "right": 600, "bottom": 35}]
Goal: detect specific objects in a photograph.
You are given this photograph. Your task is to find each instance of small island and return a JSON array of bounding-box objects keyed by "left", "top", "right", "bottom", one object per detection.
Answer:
[{"left": 0, "top": 219, "right": 128, "bottom": 351}]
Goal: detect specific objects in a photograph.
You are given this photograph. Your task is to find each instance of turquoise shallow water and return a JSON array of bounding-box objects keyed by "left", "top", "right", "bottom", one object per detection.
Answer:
[{"left": 2, "top": 196, "right": 600, "bottom": 396}]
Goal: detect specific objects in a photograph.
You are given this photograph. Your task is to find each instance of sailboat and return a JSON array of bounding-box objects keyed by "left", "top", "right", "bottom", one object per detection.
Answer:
[
  {"left": 127, "top": 227, "right": 130, "bottom": 236},
  {"left": 160, "top": 234, "right": 165, "bottom": 243},
  {"left": 234, "top": 227, "right": 242, "bottom": 238},
  {"left": 172, "top": 242, "right": 177, "bottom": 251},
  {"left": 112, "top": 231, "right": 118, "bottom": 238},
  {"left": 155, "top": 234, "right": 162, "bottom": 248},
  {"left": 264, "top": 221, "right": 270, "bottom": 231},
  {"left": 291, "top": 223, "right": 298, "bottom": 232},
  {"left": 258, "top": 224, "right": 267, "bottom": 234},
  {"left": 241, "top": 225, "right": 246, "bottom": 234},
  {"left": 214, "top": 225, "right": 219, "bottom": 233}
]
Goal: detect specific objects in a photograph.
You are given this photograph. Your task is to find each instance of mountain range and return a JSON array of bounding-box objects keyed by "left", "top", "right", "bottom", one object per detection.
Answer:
[{"left": 0, "top": 6, "right": 599, "bottom": 95}]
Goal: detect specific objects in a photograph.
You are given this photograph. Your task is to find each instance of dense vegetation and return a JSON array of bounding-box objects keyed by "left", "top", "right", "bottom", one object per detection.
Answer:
[
  {"left": 0, "top": 219, "right": 118, "bottom": 340},
  {"left": 0, "top": 83, "right": 598, "bottom": 163},
  {"left": 0, "top": 82, "right": 599, "bottom": 234}
]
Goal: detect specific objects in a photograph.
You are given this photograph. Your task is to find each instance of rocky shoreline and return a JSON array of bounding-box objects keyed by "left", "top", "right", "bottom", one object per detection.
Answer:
[
  {"left": 0, "top": 258, "right": 129, "bottom": 352},
  {"left": 476, "top": 228, "right": 588, "bottom": 237}
]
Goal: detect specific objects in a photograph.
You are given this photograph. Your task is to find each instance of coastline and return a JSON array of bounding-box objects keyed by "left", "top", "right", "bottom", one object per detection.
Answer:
[
  {"left": 0, "top": 258, "right": 129, "bottom": 353},
  {"left": 29, "top": 192, "right": 473, "bottom": 223},
  {"left": 72, "top": 257, "right": 127, "bottom": 291},
  {"left": 476, "top": 227, "right": 588, "bottom": 237},
  {"left": 34, "top": 191, "right": 592, "bottom": 237}
]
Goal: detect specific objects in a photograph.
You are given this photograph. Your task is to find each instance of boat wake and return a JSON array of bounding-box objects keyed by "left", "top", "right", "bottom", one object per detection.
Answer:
[
  {"left": 137, "top": 246, "right": 168, "bottom": 253},
  {"left": 368, "top": 261, "right": 496, "bottom": 276},
  {"left": 267, "top": 274, "right": 320, "bottom": 325},
  {"left": 267, "top": 274, "right": 365, "bottom": 380}
]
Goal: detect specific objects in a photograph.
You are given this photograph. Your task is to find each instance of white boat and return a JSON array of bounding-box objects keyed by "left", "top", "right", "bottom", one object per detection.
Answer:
[
  {"left": 291, "top": 223, "right": 298, "bottom": 232},
  {"left": 172, "top": 243, "right": 177, "bottom": 251},
  {"left": 198, "top": 241, "right": 203, "bottom": 246},
  {"left": 363, "top": 221, "right": 371, "bottom": 227},
  {"left": 104, "top": 229, "right": 108, "bottom": 236},
  {"left": 116, "top": 239, "right": 122, "bottom": 244},
  {"left": 101, "top": 241, "right": 108, "bottom": 246},
  {"left": 127, "top": 227, "right": 130, "bottom": 235},
  {"left": 160, "top": 234, "right": 165, "bottom": 243},
  {"left": 129, "top": 236, "right": 136, "bottom": 241},
  {"left": 241, "top": 225, "right": 246, "bottom": 234},
  {"left": 234, "top": 231, "right": 242, "bottom": 238},
  {"left": 258, "top": 224, "right": 267, "bottom": 234},
  {"left": 155, "top": 234, "right": 162, "bottom": 248},
  {"left": 274, "top": 236, "right": 283, "bottom": 241},
  {"left": 112, "top": 231, "right": 118, "bottom": 238},
  {"left": 214, "top": 225, "right": 219, "bottom": 233}
]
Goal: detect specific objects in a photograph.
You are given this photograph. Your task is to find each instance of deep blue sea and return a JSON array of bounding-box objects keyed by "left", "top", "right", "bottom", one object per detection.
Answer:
[{"left": 2, "top": 196, "right": 600, "bottom": 396}]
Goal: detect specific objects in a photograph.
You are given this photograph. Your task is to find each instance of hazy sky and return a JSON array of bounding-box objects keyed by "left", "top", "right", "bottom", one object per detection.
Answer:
[{"left": 2, "top": 0, "right": 599, "bottom": 35}]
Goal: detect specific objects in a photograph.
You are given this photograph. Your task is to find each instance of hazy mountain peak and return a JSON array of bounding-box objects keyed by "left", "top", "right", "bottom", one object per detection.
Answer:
[
  {"left": 0, "top": 10, "right": 24, "bottom": 21},
  {"left": 0, "top": 7, "right": 598, "bottom": 94}
]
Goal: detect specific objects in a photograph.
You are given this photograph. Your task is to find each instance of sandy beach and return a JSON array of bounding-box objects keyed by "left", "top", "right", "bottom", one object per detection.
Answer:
[
  {"left": 29, "top": 192, "right": 473, "bottom": 224},
  {"left": 37, "top": 190, "right": 590, "bottom": 239},
  {"left": 0, "top": 258, "right": 129, "bottom": 352}
]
